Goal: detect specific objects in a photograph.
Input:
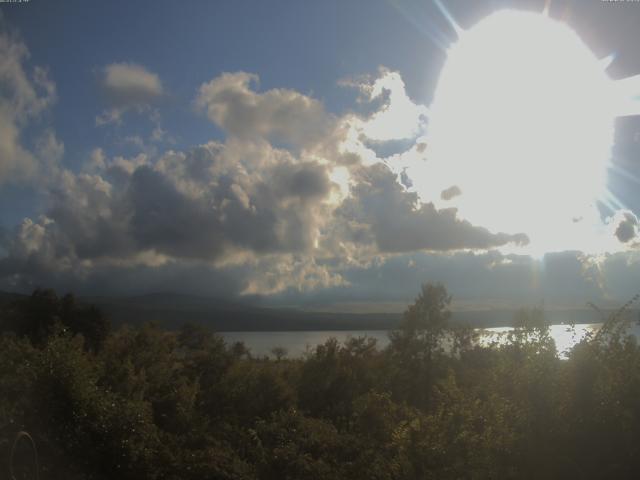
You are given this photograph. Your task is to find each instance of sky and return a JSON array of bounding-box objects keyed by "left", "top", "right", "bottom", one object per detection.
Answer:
[{"left": 1, "top": 0, "right": 640, "bottom": 311}]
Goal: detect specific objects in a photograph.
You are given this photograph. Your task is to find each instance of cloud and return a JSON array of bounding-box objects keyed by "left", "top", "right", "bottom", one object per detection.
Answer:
[
  {"left": 96, "top": 62, "right": 164, "bottom": 126},
  {"left": 595, "top": 251, "right": 640, "bottom": 302},
  {"left": 336, "top": 69, "right": 432, "bottom": 189},
  {"left": 100, "top": 62, "right": 163, "bottom": 105},
  {"left": 240, "top": 255, "right": 347, "bottom": 296},
  {"left": 613, "top": 210, "right": 639, "bottom": 243},
  {"left": 0, "top": 30, "right": 57, "bottom": 184},
  {"left": 342, "top": 69, "right": 428, "bottom": 143},
  {"left": 195, "top": 72, "right": 334, "bottom": 149},
  {"left": 0, "top": 138, "right": 340, "bottom": 295},
  {"left": 267, "top": 249, "right": 611, "bottom": 310},
  {"left": 3, "top": 57, "right": 639, "bottom": 311},
  {"left": 0, "top": 66, "right": 533, "bottom": 300},
  {"left": 1, "top": 139, "right": 527, "bottom": 297},
  {"left": 336, "top": 164, "right": 528, "bottom": 253},
  {"left": 441, "top": 185, "right": 462, "bottom": 201}
]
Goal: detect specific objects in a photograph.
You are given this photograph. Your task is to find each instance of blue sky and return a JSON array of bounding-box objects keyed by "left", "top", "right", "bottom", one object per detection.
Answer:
[
  {"left": 1, "top": 0, "right": 640, "bottom": 310},
  {"left": 0, "top": 0, "right": 449, "bottom": 224},
  {"left": 2, "top": 0, "right": 441, "bottom": 155}
]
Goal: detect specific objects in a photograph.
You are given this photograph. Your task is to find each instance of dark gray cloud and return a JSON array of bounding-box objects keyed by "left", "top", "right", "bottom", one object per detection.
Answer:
[
  {"left": 441, "top": 185, "right": 462, "bottom": 201},
  {"left": 597, "top": 251, "right": 640, "bottom": 302},
  {"left": 0, "top": 148, "right": 530, "bottom": 299},
  {"left": 0, "top": 253, "right": 247, "bottom": 300},
  {"left": 614, "top": 211, "right": 638, "bottom": 243},
  {"left": 337, "top": 164, "right": 528, "bottom": 253},
  {"left": 0, "top": 138, "right": 337, "bottom": 294},
  {"left": 272, "top": 162, "right": 332, "bottom": 200},
  {"left": 127, "top": 166, "right": 226, "bottom": 259},
  {"left": 266, "top": 249, "right": 609, "bottom": 310}
]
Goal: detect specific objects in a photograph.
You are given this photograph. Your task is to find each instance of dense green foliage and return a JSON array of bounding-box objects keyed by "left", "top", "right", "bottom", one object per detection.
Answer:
[{"left": 2, "top": 284, "right": 640, "bottom": 479}]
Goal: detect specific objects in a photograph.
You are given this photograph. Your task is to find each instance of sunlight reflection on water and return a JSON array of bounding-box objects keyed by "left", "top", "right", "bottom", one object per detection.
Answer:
[
  {"left": 222, "top": 323, "right": 640, "bottom": 359},
  {"left": 481, "top": 324, "right": 601, "bottom": 359}
]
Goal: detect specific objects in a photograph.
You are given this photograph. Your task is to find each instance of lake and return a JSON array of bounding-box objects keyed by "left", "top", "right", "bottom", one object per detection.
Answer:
[{"left": 222, "top": 323, "right": 640, "bottom": 359}]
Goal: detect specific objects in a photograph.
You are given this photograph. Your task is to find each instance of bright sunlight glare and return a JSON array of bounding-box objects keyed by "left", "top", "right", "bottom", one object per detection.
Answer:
[{"left": 422, "top": 10, "right": 618, "bottom": 255}]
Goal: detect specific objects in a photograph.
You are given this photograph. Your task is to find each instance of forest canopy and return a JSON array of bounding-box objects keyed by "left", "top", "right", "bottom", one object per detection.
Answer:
[{"left": 1, "top": 284, "right": 640, "bottom": 479}]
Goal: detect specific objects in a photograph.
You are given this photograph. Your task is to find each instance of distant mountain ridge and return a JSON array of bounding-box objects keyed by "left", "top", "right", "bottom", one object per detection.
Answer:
[
  {"left": 88, "top": 293, "right": 402, "bottom": 331},
  {"left": 0, "top": 290, "right": 26, "bottom": 305},
  {"left": 0, "top": 290, "right": 629, "bottom": 331}
]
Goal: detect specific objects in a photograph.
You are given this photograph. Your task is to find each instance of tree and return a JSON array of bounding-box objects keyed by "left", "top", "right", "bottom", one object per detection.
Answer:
[
  {"left": 270, "top": 346, "right": 288, "bottom": 361},
  {"left": 60, "top": 294, "right": 110, "bottom": 352},
  {"left": 390, "top": 282, "right": 451, "bottom": 359},
  {"left": 388, "top": 283, "right": 451, "bottom": 408},
  {"left": 1, "top": 290, "right": 110, "bottom": 352},
  {"left": 13, "top": 288, "right": 60, "bottom": 346}
]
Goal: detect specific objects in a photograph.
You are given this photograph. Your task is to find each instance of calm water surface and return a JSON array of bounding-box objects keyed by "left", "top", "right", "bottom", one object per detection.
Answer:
[{"left": 222, "top": 323, "right": 640, "bottom": 358}]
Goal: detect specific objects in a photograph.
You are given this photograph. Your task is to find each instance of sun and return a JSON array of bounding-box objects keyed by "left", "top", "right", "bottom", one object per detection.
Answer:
[{"left": 421, "top": 10, "right": 618, "bottom": 255}]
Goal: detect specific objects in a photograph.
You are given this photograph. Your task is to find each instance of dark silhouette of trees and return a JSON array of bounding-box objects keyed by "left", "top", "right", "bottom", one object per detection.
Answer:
[
  {"left": 388, "top": 282, "right": 452, "bottom": 408},
  {"left": 270, "top": 346, "right": 288, "bottom": 361},
  {"left": 2, "top": 284, "right": 640, "bottom": 478},
  {"left": 1, "top": 289, "right": 110, "bottom": 351}
]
